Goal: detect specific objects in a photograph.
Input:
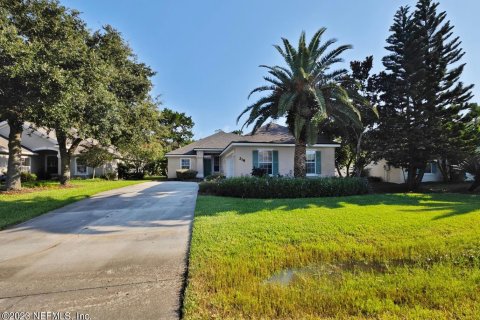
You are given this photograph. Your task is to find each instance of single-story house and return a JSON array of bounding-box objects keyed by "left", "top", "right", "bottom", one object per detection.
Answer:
[
  {"left": 0, "top": 121, "right": 119, "bottom": 179},
  {"left": 365, "top": 159, "right": 443, "bottom": 184},
  {"left": 165, "top": 123, "right": 340, "bottom": 179}
]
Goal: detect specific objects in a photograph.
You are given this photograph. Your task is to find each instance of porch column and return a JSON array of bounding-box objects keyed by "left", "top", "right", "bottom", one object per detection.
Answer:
[{"left": 196, "top": 151, "right": 204, "bottom": 178}]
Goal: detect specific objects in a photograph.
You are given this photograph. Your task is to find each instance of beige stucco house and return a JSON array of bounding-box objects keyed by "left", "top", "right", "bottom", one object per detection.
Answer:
[
  {"left": 165, "top": 123, "right": 339, "bottom": 179},
  {"left": 0, "top": 121, "right": 118, "bottom": 179},
  {"left": 365, "top": 159, "right": 443, "bottom": 184}
]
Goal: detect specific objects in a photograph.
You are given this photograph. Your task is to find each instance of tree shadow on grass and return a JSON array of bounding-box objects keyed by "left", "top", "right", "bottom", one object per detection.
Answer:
[
  {"left": 0, "top": 181, "right": 198, "bottom": 234},
  {"left": 196, "top": 193, "right": 480, "bottom": 220}
]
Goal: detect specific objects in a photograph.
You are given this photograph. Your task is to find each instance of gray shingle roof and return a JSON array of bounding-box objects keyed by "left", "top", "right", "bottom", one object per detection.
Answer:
[
  {"left": 0, "top": 135, "right": 37, "bottom": 156},
  {"left": 166, "top": 123, "right": 337, "bottom": 156},
  {"left": 166, "top": 131, "right": 242, "bottom": 155},
  {"left": 236, "top": 123, "right": 335, "bottom": 144}
]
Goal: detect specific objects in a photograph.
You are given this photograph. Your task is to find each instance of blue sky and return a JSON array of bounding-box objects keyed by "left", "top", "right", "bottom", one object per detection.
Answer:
[{"left": 63, "top": 0, "right": 479, "bottom": 139}]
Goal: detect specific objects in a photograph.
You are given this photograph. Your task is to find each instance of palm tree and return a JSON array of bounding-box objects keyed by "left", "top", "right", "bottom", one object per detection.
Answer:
[{"left": 237, "top": 28, "right": 362, "bottom": 177}]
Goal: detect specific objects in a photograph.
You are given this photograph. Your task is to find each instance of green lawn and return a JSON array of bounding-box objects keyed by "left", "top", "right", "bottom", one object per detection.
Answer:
[
  {"left": 184, "top": 193, "right": 480, "bottom": 319},
  {"left": 0, "top": 179, "right": 148, "bottom": 230}
]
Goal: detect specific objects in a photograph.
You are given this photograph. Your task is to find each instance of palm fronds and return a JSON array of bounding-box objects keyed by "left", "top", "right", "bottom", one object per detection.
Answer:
[{"left": 238, "top": 28, "right": 359, "bottom": 139}]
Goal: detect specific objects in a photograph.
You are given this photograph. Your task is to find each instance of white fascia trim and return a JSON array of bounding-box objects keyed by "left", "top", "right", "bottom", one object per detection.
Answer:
[
  {"left": 30, "top": 147, "right": 59, "bottom": 152},
  {"left": 193, "top": 148, "right": 224, "bottom": 152},
  {"left": 165, "top": 154, "right": 196, "bottom": 157},
  {"left": 220, "top": 143, "right": 340, "bottom": 156}
]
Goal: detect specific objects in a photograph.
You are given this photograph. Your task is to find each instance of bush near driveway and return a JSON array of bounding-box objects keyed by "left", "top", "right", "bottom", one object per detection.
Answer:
[
  {"left": 176, "top": 169, "right": 198, "bottom": 180},
  {"left": 199, "top": 176, "right": 369, "bottom": 198}
]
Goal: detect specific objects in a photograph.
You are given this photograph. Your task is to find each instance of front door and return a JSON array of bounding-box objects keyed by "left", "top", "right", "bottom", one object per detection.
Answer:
[
  {"left": 203, "top": 158, "right": 212, "bottom": 177},
  {"left": 46, "top": 155, "right": 58, "bottom": 175}
]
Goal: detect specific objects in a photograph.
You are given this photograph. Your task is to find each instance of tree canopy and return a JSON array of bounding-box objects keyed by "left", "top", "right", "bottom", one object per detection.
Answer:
[{"left": 372, "top": 0, "right": 475, "bottom": 189}]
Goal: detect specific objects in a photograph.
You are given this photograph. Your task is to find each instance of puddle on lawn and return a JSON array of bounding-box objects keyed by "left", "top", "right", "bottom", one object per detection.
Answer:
[
  {"left": 264, "top": 269, "right": 296, "bottom": 285},
  {"left": 264, "top": 259, "right": 416, "bottom": 286}
]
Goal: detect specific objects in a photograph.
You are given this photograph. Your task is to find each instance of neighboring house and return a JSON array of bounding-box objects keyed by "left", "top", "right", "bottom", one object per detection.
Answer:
[
  {"left": 0, "top": 121, "right": 118, "bottom": 179},
  {"left": 366, "top": 159, "right": 443, "bottom": 184},
  {"left": 0, "top": 136, "right": 37, "bottom": 174},
  {"left": 165, "top": 123, "right": 339, "bottom": 179}
]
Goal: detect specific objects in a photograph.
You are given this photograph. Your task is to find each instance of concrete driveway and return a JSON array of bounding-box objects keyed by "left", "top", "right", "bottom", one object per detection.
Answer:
[{"left": 0, "top": 181, "right": 198, "bottom": 320}]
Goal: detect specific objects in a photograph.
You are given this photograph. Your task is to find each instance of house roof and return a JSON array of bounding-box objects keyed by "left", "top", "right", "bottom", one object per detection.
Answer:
[
  {"left": 166, "top": 131, "right": 242, "bottom": 155},
  {"left": 0, "top": 135, "right": 37, "bottom": 156},
  {"left": 166, "top": 123, "right": 338, "bottom": 156},
  {"left": 235, "top": 123, "right": 335, "bottom": 144},
  {"left": 0, "top": 121, "right": 121, "bottom": 157}
]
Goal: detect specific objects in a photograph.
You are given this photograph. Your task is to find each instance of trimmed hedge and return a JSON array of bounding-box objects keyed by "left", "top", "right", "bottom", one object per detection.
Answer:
[
  {"left": 176, "top": 169, "right": 198, "bottom": 180},
  {"left": 199, "top": 176, "right": 369, "bottom": 198},
  {"left": 204, "top": 173, "right": 226, "bottom": 182}
]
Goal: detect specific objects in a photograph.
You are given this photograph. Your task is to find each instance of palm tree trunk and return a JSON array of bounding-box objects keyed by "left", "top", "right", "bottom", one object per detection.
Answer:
[
  {"left": 294, "top": 137, "right": 306, "bottom": 178},
  {"left": 6, "top": 118, "right": 23, "bottom": 190}
]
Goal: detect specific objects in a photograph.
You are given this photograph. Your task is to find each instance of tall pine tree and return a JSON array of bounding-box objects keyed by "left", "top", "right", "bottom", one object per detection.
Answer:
[{"left": 374, "top": 0, "right": 474, "bottom": 190}]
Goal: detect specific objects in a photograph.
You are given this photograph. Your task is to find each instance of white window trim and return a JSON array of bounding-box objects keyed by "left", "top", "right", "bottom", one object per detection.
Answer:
[
  {"left": 180, "top": 158, "right": 191, "bottom": 170},
  {"left": 75, "top": 157, "right": 88, "bottom": 176},
  {"left": 20, "top": 156, "right": 31, "bottom": 173},
  {"left": 257, "top": 149, "right": 273, "bottom": 175},
  {"left": 306, "top": 150, "right": 318, "bottom": 176}
]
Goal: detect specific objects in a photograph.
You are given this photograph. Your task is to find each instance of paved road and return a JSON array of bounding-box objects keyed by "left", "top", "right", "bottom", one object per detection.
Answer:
[{"left": 0, "top": 181, "right": 198, "bottom": 320}]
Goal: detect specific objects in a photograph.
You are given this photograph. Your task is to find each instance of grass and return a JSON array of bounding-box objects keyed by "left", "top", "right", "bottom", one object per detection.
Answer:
[
  {"left": 184, "top": 193, "right": 480, "bottom": 319},
  {"left": 0, "top": 179, "right": 148, "bottom": 230}
]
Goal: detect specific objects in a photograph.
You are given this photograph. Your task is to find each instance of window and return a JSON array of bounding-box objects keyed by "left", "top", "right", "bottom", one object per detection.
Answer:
[
  {"left": 20, "top": 157, "right": 31, "bottom": 172},
  {"left": 306, "top": 151, "right": 316, "bottom": 175},
  {"left": 181, "top": 158, "right": 191, "bottom": 170},
  {"left": 424, "top": 162, "right": 437, "bottom": 174},
  {"left": 258, "top": 150, "right": 273, "bottom": 175},
  {"left": 76, "top": 158, "right": 87, "bottom": 175},
  {"left": 213, "top": 156, "right": 220, "bottom": 172},
  {"left": 20, "top": 157, "right": 31, "bottom": 167}
]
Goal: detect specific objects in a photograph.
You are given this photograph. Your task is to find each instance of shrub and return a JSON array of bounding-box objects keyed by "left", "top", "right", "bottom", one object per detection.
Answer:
[
  {"left": 204, "top": 173, "right": 226, "bottom": 181},
  {"left": 118, "top": 163, "right": 144, "bottom": 180},
  {"left": 176, "top": 169, "right": 198, "bottom": 180},
  {"left": 102, "top": 171, "right": 118, "bottom": 181},
  {"left": 251, "top": 167, "right": 267, "bottom": 177},
  {"left": 199, "top": 176, "right": 369, "bottom": 198},
  {"left": 21, "top": 172, "right": 37, "bottom": 182},
  {"left": 367, "top": 176, "right": 383, "bottom": 183}
]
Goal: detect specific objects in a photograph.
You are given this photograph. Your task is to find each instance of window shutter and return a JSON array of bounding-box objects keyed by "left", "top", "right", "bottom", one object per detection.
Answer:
[
  {"left": 315, "top": 151, "right": 322, "bottom": 175},
  {"left": 252, "top": 150, "right": 259, "bottom": 168},
  {"left": 272, "top": 150, "right": 279, "bottom": 175}
]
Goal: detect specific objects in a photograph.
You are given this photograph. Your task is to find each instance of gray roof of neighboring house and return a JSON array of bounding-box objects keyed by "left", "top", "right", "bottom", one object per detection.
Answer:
[
  {"left": 166, "top": 123, "right": 337, "bottom": 156},
  {"left": 0, "top": 121, "right": 121, "bottom": 157},
  {"left": 0, "top": 135, "right": 37, "bottom": 156}
]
